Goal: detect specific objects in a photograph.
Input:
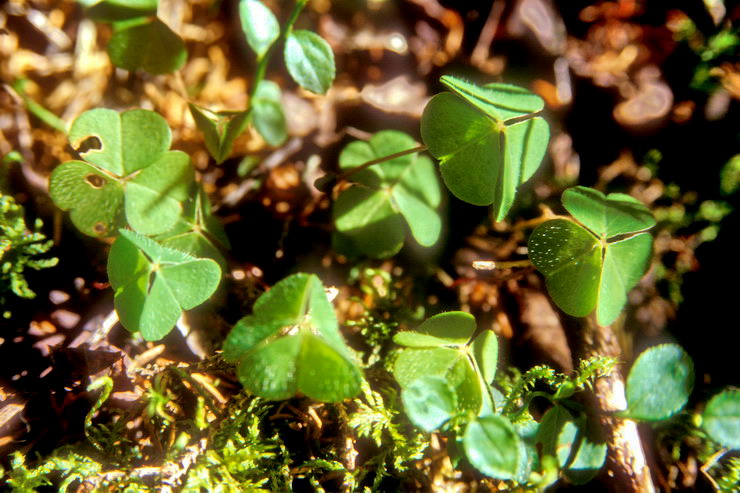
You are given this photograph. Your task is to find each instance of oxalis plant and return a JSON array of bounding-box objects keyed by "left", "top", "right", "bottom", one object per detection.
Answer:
[{"left": 49, "top": 108, "right": 225, "bottom": 340}]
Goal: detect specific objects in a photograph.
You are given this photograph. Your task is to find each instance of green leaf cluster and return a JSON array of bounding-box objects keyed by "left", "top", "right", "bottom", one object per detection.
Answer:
[
  {"left": 333, "top": 131, "right": 441, "bottom": 257},
  {"left": 421, "top": 76, "right": 549, "bottom": 217},
  {"left": 50, "top": 108, "right": 195, "bottom": 238},
  {"left": 528, "top": 186, "right": 655, "bottom": 326},
  {"left": 393, "top": 312, "right": 523, "bottom": 480},
  {"left": 83, "top": 0, "right": 186, "bottom": 74},
  {"left": 0, "top": 194, "right": 58, "bottom": 302},
  {"left": 223, "top": 273, "right": 362, "bottom": 402},
  {"left": 108, "top": 229, "right": 221, "bottom": 341}
]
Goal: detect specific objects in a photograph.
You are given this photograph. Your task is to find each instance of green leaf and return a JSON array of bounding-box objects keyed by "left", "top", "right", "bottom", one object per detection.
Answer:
[
  {"left": 68, "top": 108, "right": 171, "bottom": 175},
  {"left": 284, "top": 30, "right": 335, "bottom": 94},
  {"left": 239, "top": 0, "right": 279, "bottom": 58},
  {"left": 702, "top": 389, "right": 740, "bottom": 449},
  {"left": 223, "top": 273, "right": 362, "bottom": 402},
  {"left": 156, "top": 185, "right": 228, "bottom": 270},
  {"left": 393, "top": 311, "right": 476, "bottom": 347},
  {"left": 333, "top": 131, "right": 441, "bottom": 257},
  {"left": 251, "top": 80, "right": 287, "bottom": 146},
  {"left": 125, "top": 151, "right": 195, "bottom": 235},
  {"left": 472, "top": 329, "right": 498, "bottom": 384},
  {"left": 49, "top": 160, "right": 126, "bottom": 237},
  {"left": 108, "top": 17, "right": 186, "bottom": 74},
  {"left": 402, "top": 375, "right": 458, "bottom": 432},
  {"left": 442, "top": 77, "right": 545, "bottom": 122},
  {"left": 51, "top": 109, "right": 189, "bottom": 237},
  {"left": 108, "top": 229, "right": 221, "bottom": 341},
  {"left": 536, "top": 405, "right": 573, "bottom": 460},
  {"left": 624, "top": 343, "right": 694, "bottom": 421},
  {"left": 562, "top": 186, "right": 656, "bottom": 238},
  {"left": 463, "top": 416, "right": 521, "bottom": 480},
  {"left": 85, "top": 0, "right": 158, "bottom": 22},
  {"left": 421, "top": 76, "right": 548, "bottom": 218},
  {"left": 563, "top": 421, "right": 607, "bottom": 485},
  {"left": 394, "top": 347, "right": 482, "bottom": 415},
  {"left": 528, "top": 215, "right": 653, "bottom": 326},
  {"left": 188, "top": 104, "right": 250, "bottom": 164}
]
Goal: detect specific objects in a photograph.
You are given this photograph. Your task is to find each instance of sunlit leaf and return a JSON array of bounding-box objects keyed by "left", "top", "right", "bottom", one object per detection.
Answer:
[
  {"left": 108, "top": 229, "right": 221, "bottom": 341},
  {"left": 421, "top": 75, "right": 548, "bottom": 218},
  {"left": 528, "top": 187, "right": 655, "bottom": 325},
  {"left": 108, "top": 17, "right": 186, "bottom": 75},
  {"left": 393, "top": 311, "right": 476, "bottom": 347},
  {"left": 702, "top": 389, "right": 740, "bottom": 450},
  {"left": 472, "top": 329, "right": 498, "bottom": 384},
  {"left": 463, "top": 415, "right": 521, "bottom": 480},
  {"left": 51, "top": 109, "right": 190, "bottom": 237},
  {"left": 239, "top": 0, "right": 279, "bottom": 58},
  {"left": 624, "top": 343, "right": 694, "bottom": 420},
  {"left": 223, "top": 273, "right": 362, "bottom": 402},
  {"left": 284, "top": 30, "right": 335, "bottom": 94},
  {"left": 189, "top": 103, "right": 250, "bottom": 164}
]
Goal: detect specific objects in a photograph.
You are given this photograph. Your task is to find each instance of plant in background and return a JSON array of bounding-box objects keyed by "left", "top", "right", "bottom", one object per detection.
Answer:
[
  {"left": 528, "top": 186, "right": 656, "bottom": 326},
  {"left": 79, "top": 0, "right": 186, "bottom": 74},
  {"left": 190, "top": 0, "right": 336, "bottom": 163},
  {"left": 333, "top": 131, "right": 441, "bottom": 258},
  {"left": 0, "top": 194, "right": 58, "bottom": 306},
  {"left": 223, "top": 273, "right": 362, "bottom": 402}
]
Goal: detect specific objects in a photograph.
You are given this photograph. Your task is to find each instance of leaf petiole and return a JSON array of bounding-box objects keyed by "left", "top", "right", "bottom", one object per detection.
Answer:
[{"left": 336, "top": 145, "right": 428, "bottom": 184}]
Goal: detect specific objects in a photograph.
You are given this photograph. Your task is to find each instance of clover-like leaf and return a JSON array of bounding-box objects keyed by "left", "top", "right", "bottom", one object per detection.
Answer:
[
  {"left": 125, "top": 151, "right": 195, "bottom": 235},
  {"left": 561, "top": 419, "right": 607, "bottom": 485},
  {"left": 239, "top": 0, "right": 279, "bottom": 59},
  {"left": 393, "top": 311, "right": 476, "bottom": 347},
  {"left": 536, "top": 405, "right": 574, "bottom": 461},
  {"left": 402, "top": 375, "right": 458, "bottom": 432},
  {"left": 702, "top": 389, "right": 740, "bottom": 450},
  {"left": 528, "top": 187, "right": 655, "bottom": 326},
  {"left": 223, "top": 273, "right": 362, "bottom": 402},
  {"left": 157, "top": 185, "right": 229, "bottom": 270},
  {"left": 108, "top": 17, "right": 186, "bottom": 75},
  {"left": 333, "top": 131, "right": 441, "bottom": 258},
  {"left": 472, "top": 329, "right": 498, "bottom": 384},
  {"left": 284, "top": 30, "right": 335, "bottom": 94},
  {"left": 51, "top": 109, "right": 192, "bottom": 237},
  {"left": 463, "top": 415, "right": 521, "bottom": 480},
  {"left": 421, "top": 75, "right": 549, "bottom": 218},
  {"left": 624, "top": 343, "right": 694, "bottom": 421},
  {"left": 189, "top": 104, "right": 250, "bottom": 164},
  {"left": 108, "top": 229, "right": 221, "bottom": 341},
  {"left": 562, "top": 186, "right": 656, "bottom": 238},
  {"left": 252, "top": 80, "right": 287, "bottom": 146}
]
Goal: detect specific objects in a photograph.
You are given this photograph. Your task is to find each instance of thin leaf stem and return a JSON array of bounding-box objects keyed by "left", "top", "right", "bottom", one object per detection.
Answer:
[
  {"left": 249, "top": 0, "right": 308, "bottom": 101},
  {"left": 337, "top": 145, "right": 428, "bottom": 182}
]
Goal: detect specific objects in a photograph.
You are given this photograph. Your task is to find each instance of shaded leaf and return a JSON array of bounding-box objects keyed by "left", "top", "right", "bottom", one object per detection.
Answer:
[
  {"left": 284, "top": 30, "right": 335, "bottom": 94},
  {"left": 463, "top": 416, "right": 521, "bottom": 480},
  {"left": 252, "top": 80, "right": 287, "bottom": 146},
  {"left": 472, "top": 329, "right": 498, "bottom": 384},
  {"left": 402, "top": 375, "right": 458, "bottom": 432},
  {"left": 624, "top": 344, "right": 694, "bottom": 420},
  {"left": 85, "top": 0, "right": 158, "bottom": 22},
  {"left": 108, "top": 17, "right": 186, "bottom": 74},
  {"left": 702, "top": 389, "right": 740, "bottom": 449}
]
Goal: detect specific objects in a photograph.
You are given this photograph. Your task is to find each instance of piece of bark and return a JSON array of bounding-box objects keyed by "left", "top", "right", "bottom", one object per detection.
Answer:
[{"left": 564, "top": 314, "right": 655, "bottom": 493}]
